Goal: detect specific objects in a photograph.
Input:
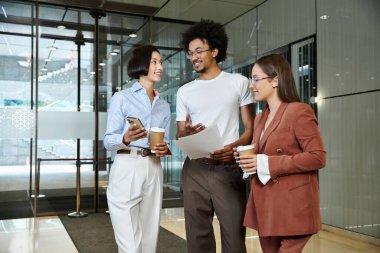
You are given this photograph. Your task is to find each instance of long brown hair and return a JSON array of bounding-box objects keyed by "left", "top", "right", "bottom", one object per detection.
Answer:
[{"left": 255, "top": 54, "right": 300, "bottom": 103}]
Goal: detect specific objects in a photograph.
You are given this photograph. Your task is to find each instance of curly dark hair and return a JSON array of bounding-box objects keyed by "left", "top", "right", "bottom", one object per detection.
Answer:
[{"left": 180, "top": 19, "right": 228, "bottom": 63}]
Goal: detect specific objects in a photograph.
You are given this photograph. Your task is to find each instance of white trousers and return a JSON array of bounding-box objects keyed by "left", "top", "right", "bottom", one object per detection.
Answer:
[{"left": 107, "top": 153, "right": 163, "bottom": 253}]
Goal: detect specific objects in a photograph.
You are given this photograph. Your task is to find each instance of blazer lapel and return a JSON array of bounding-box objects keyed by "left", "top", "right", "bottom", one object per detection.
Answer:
[
  {"left": 252, "top": 109, "right": 268, "bottom": 153},
  {"left": 259, "top": 103, "right": 288, "bottom": 151}
]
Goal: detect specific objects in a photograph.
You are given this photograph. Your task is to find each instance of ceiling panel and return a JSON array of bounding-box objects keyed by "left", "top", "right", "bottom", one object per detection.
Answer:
[
  {"left": 155, "top": 0, "right": 265, "bottom": 24},
  {"left": 109, "top": 0, "right": 168, "bottom": 8},
  {"left": 30, "top": 0, "right": 160, "bottom": 16},
  {"left": 216, "top": 0, "right": 264, "bottom": 5}
]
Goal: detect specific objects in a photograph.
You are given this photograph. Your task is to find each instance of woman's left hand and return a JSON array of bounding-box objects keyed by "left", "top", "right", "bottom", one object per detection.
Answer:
[{"left": 153, "top": 142, "right": 169, "bottom": 157}]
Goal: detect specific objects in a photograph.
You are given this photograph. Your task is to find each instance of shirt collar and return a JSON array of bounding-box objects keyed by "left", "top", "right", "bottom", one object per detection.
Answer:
[
  {"left": 131, "top": 82, "right": 144, "bottom": 93},
  {"left": 131, "top": 81, "right": 160, "bottom": 98}
]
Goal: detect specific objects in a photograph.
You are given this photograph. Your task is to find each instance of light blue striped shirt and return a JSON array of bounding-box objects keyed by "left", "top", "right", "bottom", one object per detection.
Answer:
[{"left": 104, "top": 82, "right": 171, "bottom": 151}]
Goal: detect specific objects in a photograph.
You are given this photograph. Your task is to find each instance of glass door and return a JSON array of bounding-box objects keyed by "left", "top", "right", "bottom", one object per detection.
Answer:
[
  {"left": 291, "top": 37, "right": 317, "bottom": 113},
  {"left": 34, "top": 5, "right": 99, "bottom": 216},
  {"left": 0, "top": 1, "right": 194, "bottom": 218},
  {"left": 0, "top": 0, "right": 35, "bottom": 219}
]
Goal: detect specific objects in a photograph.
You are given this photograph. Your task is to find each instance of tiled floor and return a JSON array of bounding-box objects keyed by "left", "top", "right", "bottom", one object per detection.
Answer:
[
  {"left": 161, "top": 208, "right": 380, "bottom": 253},
  {"left": 1, "top": 208, "right": 379, "bottom": 253},
  {"left": 0, "top": 216, "right": 78, "bottom": 253}
]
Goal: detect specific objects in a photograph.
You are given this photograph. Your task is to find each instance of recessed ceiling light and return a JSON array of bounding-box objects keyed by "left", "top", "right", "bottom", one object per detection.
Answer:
[
  {"left": 57, "top": 25, "right": 66, "bottom": 29},
  {"left": 83, "top": 78, "right": 88, "bottom": 81},
  {"left": 1, "top": 6, "right": 8, "bottom": 18},
  {"left": 31, "top": 194, "right": 46, "bottom": 198},
  {"left": 320, "top": 15, "right": 329, "bottom": 20},
  {"left": 17, "top": 61, "right": 30, "bottom": 67},
  {"left": 109, "top": 52, "right": 118, "bottom": 56},
  {"left": 90, "top": 71, "right": 95, "bottom": 75},
  {"left": 45, "top": 58, "right": 51, "bottom": 62},
  {"left": 310, "top": 96, "right": 321, "bottom": 104},
  {"left": 113, "top": 49, "right": 120, "bottom": 53},
  {"left": 99, "top": 63, "right": 106, "bottom": 66},
  {"left": 129, "top": 33, "right": 137, "bottom": 38}
]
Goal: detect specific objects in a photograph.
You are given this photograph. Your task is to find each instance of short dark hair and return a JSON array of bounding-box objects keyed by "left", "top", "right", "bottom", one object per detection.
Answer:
[
  {"left": 127, "top": 45, "right": 160, "bottom": 79},
  {"left": 255, "top": 54, "right": 301, "bottom": 103},
  {"left": 180, "top": 19, "right": 228, "bottom": 63}
]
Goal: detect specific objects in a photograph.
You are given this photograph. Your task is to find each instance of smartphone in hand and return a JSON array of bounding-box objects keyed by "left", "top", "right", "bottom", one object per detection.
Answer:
[{"left": 127, "top": 117, "right": 144, "bottom": 129}]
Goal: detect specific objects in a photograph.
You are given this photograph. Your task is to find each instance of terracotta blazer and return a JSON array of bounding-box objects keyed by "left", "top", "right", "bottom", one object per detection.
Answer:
[{"left": 244, "top": 102, "right": 326, "bottom": 236}]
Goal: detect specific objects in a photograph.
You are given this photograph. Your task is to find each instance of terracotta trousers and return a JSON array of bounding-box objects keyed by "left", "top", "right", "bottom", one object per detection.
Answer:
[{"left": 259, "top": 234, "right": 312, "bottom": 253}]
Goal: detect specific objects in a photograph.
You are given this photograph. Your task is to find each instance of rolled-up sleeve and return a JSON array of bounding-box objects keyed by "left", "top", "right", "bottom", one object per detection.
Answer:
[
  {"left": 164, "top": 104, "right": 171, "bottom": 144},
  {"left": 257, "top": 154, "right": 271, "bottom": 184},
  {"left": 103, "top": 93, "right": 128, "bottom": 151}
]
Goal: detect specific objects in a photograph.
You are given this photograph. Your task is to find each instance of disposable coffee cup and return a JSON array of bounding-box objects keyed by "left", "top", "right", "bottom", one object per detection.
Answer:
[
  {"left": 150, "top": 127, "right": 165, "bottom": 153},
  {"left": 236, "top": 144, "right": 255, "bottom": 156},
  {"left": 237, "top": 145, "right": 256, "bottom": 179},
  {"left": 237, "top": 144, "right": 256, "bottom": 179}
]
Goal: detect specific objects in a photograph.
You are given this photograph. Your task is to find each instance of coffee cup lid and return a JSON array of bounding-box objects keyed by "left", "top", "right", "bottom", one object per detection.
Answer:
[
  {"left": 150, "top": 127, "right": 165, "bottom": 132},
  {"left": 236, "top": 144, "right": 255, "bottom": 152}
]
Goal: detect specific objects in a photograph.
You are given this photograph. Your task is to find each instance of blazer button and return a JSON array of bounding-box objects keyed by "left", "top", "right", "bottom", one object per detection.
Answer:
[{"left": 276, "top": 148, "right": 282, "bottom": 153}]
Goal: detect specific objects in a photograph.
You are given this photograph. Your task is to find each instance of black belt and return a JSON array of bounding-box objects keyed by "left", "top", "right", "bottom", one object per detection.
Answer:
[
  {"left": 196, "top": 157, "right": 236, "bottom": 166},
  {"left": 117, "top": 148, "right": 153, "bottom": 157}
]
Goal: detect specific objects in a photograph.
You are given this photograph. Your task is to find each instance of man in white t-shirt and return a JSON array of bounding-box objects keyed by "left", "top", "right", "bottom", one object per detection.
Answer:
[{"left": 176, "top": 19, "right": 254, "bottom": 253}]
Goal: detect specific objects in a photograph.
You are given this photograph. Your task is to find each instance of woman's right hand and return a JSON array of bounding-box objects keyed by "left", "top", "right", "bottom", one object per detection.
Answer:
[
  {"left": 122, "top": 124, "right": 147, "bottom": 145},
  {"left": 233, "top": 147, "right": 257, "bottom": 174}
]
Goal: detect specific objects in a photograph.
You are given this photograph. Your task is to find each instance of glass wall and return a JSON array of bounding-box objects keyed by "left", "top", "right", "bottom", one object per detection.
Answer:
[{"left": 0, "top": 0, "right": 193, "bottom": 217}]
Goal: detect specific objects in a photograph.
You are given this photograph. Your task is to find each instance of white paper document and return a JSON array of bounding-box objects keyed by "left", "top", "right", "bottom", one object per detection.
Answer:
[{"left": 174, "top": 125, "right": 224, "bottom": 159}]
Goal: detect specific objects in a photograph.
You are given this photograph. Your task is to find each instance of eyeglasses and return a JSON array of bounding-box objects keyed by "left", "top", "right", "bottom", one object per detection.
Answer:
[
  {"left": 249, "top": 75, "right": 276, "bottom": 84},
  {"left": 186, "top": 49, "right": 212, "bottom": 59}
]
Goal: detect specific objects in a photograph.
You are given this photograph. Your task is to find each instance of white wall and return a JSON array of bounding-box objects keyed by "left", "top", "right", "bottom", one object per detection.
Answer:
[
  {"left": 257, "top": 0, "right": 315, "bottom": 55},
  {"left": 224, "top": 0, "right": 315, "bottom": 67},
  {"left": 317, "top": 0, "right": 380, "bottom": 238}
]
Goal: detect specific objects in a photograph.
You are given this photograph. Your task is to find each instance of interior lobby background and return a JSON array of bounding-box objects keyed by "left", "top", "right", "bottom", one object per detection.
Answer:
[{"left": 0, "top": 0, "right": 379, "bottom": 240}]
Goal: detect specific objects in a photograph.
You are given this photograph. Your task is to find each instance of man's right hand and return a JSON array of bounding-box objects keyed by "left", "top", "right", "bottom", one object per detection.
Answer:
[
  {"left": 184, "top": 114, "right": 206, "bottom": 136},
  {"left": 123, "top": 124, "right": 147, "bottom": 145},
  {"left": 177, "top": 114, "right": 206, "bottom": 139}
]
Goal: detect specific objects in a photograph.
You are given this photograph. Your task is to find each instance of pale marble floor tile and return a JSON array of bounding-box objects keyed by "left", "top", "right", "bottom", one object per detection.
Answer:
[
  {"left": 0, "top": 216, "right": 78, "bottom": 253},
  {"left": 160, "top": 207, "right": 380, "bottom": 253},
  {"left": 1, "top": 208, "right": 379, "bottom": 253}
]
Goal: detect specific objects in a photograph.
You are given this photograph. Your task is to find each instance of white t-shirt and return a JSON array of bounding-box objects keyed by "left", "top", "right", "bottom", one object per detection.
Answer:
[{"left": 176, "top": 71, "right": 253, "bottom": 146}]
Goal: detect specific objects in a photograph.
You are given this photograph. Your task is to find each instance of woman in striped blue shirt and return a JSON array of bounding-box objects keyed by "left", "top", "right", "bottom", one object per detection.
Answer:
[{"left": 104, "top": 45, "right": 171, "bottom": 253}]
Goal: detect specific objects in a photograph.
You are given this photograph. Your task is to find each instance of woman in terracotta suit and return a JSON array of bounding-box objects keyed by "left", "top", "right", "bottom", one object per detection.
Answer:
[{"left": 236, "top": 54, "right": 326, "bottom": 253}]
